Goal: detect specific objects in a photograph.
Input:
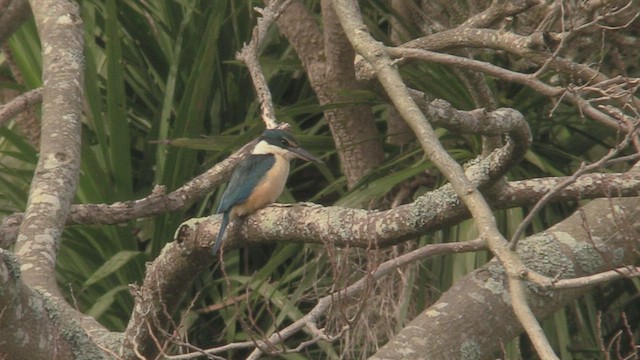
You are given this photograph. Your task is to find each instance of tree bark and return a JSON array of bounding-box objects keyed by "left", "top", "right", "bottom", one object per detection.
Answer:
[
  {"left": 370, "top": 195, "right": 640, "bottom": 359},
  {"left": 276, "top": 0, "right": 385, "bottom": 188}
]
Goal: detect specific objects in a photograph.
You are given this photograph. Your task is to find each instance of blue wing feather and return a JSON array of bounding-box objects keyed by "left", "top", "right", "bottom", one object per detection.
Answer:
[
  {"left": 212, "top": 154, "right": 275, "bottom": 255},
  {"left": 216, "top": 154, "right": 276, "bottom": 214}
]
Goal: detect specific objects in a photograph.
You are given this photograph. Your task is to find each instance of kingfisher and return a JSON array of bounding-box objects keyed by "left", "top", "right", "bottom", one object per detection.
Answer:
[{"left": 212, "top": 129, "right": 322, "bottom": 255}]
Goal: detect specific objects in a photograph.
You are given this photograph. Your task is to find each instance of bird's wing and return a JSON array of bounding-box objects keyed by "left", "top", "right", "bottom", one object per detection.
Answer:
[{"left": 216, "top": 154, "right": 276, "bottom": 214}]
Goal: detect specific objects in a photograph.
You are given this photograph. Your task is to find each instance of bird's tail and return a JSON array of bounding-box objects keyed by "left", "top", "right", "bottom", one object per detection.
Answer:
[{"left": 212, "top": 212, "right": 230, "bottom": 256}]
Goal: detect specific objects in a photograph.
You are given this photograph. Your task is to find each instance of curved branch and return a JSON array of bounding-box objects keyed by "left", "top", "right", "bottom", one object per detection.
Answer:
[
  {"left": 119, "top": 161, "right": 640, "bottom": 359},
  {"left": 0, "top": 87, "right": 43, "bottom": 127},
  {"left": 121, "top": 217, "right": 213, "bottom": 359},
  {"left": 236, "top": 1, "right": 292, "bottom": 128},
  {"left": 0, "top": 137, "right": 256, "bottom": 247},
  {"left": 410, "top": 93, "right": 531, "bottom": 172},
  {"left": 403, "top": 28, "right": 605, "bottom": 84},
  {"left": 370, "top": 194, "right": 640, "bottom": 359},
  {"left": 0, "top": 249, "right": 115, "bottom": 359},
  {"left": 390, "top": 47, "right": 625, "bottom": 130},
  {"left": 15, "top": 0, "right": 83, "bottom": 296}
]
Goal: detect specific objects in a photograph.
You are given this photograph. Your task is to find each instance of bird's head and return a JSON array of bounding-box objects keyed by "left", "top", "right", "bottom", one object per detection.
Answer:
[{"left": 253, "top": 129, "right": 322, "bottom": 163}]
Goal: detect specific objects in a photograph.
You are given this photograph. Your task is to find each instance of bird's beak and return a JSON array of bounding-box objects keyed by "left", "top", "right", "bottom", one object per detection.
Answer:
[{"left": 290, "top": 146, "right": 322, "bottom": 163}]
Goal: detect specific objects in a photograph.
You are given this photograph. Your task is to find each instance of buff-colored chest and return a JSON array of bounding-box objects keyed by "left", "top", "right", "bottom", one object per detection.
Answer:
[{"left": 230, "top": 154, "right": 290, "bottom": 218}]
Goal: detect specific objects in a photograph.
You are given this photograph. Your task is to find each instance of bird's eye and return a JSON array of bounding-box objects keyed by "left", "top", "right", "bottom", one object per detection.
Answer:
[{"left": 281, "top": 139, "right": 288, "bottom": 146}]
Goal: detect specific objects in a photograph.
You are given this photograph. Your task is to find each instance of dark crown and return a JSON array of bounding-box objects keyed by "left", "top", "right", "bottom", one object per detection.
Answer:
[{"left": 261, "top": 129, "right": 299, "bottom": 148}]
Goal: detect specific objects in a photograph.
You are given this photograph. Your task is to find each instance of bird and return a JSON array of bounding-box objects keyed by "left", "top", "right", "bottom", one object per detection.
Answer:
[{"left": 212, "top": 129, "right": 322, "bottom": 255}]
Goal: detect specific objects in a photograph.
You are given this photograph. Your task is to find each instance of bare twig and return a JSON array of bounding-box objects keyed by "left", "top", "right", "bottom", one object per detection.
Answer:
[
  {"left": 235, "top": 0, "right": 291, "bottom": 129},
  {"left": 0, "top": 137, "right": 258, "bottom": 247},
  {"left": 170, "top": 239, "right": 485, "bottom": 359},
  {"left": 330, "top": 0, "right": 558, "bottom": 358},
  {"left": 510, "top": 128, "right": 639, "bottom": 249},
  {"left": 0, "top": 87, "right": 43, "bottom": 127},
  {"left": 390, "top": 47, "right": 625, "bottom": 131},
  {"left": 550, "top": 266, "right": 640, "bottom": 289},
  {"left": 460, "top": 0, "right": 541, "bottom": 29}
]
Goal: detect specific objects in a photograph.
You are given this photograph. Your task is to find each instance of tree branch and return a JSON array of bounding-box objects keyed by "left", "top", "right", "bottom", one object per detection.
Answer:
[
  {"left": 0, "top": 247, "right": 120, "bottom": 358},
  {"left": 330, "top": 0, "right": 557, "bottom": 357},
  {"left": 3, "top": 0, "right": 124, "bottom": 356},
  {"left": 15, "top": 0, "right": 83, "bottom": 298},
  {"left": 276, "top": 0, "right": 385, "bottom": 188},
  {"left": 460, "top": 0, "right": 541, "bottom": 29},
  {"left": 387, "top": 47, "right": 625, "bottom": 130},
  {"left": 370, "top": 194, "right": 640, "bottom": 359},
  {"left": 236, "top": 1, "right": 291, "bottom": 129},
  {"left": 0, "top": 87, "right": 42, "bottom": 127}
]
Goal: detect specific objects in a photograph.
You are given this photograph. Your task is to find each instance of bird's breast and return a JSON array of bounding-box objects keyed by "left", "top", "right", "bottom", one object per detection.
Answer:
[{"left": 231, "top": 155, "right": 290, "bottom": 217}]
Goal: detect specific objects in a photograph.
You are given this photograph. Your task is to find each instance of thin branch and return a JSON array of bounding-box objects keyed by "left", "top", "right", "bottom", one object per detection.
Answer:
[
  {"left": 460, "top": 0, "right": 541, "bottom": 29},
  {"left": 330, "top": 0, "right": 557, "bottom": 358},
  {"left": 550, "top": 266, "right": 640, "bottom": 289},
  {"left": 0, "top": 87, "right": 43, "bottom": 127},
  {"left": 508, "top": 277, "right": 559, "bottom": 359},
  {"left": 0, "top": 134, "right": 257, "bottom": 247},
  {"left": 235, "top": 0, "right": 291, "bottom": 129},
  {"left": 169, "top": 239, "right": 486, "bottom": 359},
  {"left": 406, "top": 26, "right": 640, "bottom": 120},
  {"left": 389, "top": 47, "right": 625, "bottom": 131},
  {"left": 510, "top": 129, "right": 639, "bottom": 249}
]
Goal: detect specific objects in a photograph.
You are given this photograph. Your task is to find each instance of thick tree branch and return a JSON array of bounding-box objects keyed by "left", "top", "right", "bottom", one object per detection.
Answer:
[
  {"left": 331, "top": 0, "right": 558, "bottom": 357},
  {"left": 121, "top": 217, "right": 213, "bottom": 359},
  {"left": 116, "top": 169, "right": 640, "bottom": 359},
  {"left": 460, "top": 0, "right": 541, "bottom": 29},
  {"left": 15, "top": 0, "right": 83, "bottom": 296},
  {"left": 0, "top": 137, "right": 257, "bottom": 247},
  {"left": 2, "top": 0, "right": 124, "bottom": 357},
  {"left": 3, "top": 159, "right": 639, "bottom": 252},
  {"left": 370, "top": 194, "right": 640, "bottom": 359},
  {"left": 184, "top": 165, "right": 640, "bottom": 249},
  {"left": 276, "top": 0, "right": 385, "bottom": 188},
  {"left": 1, "top": 248, "right": 122, "bottom": 358}
]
